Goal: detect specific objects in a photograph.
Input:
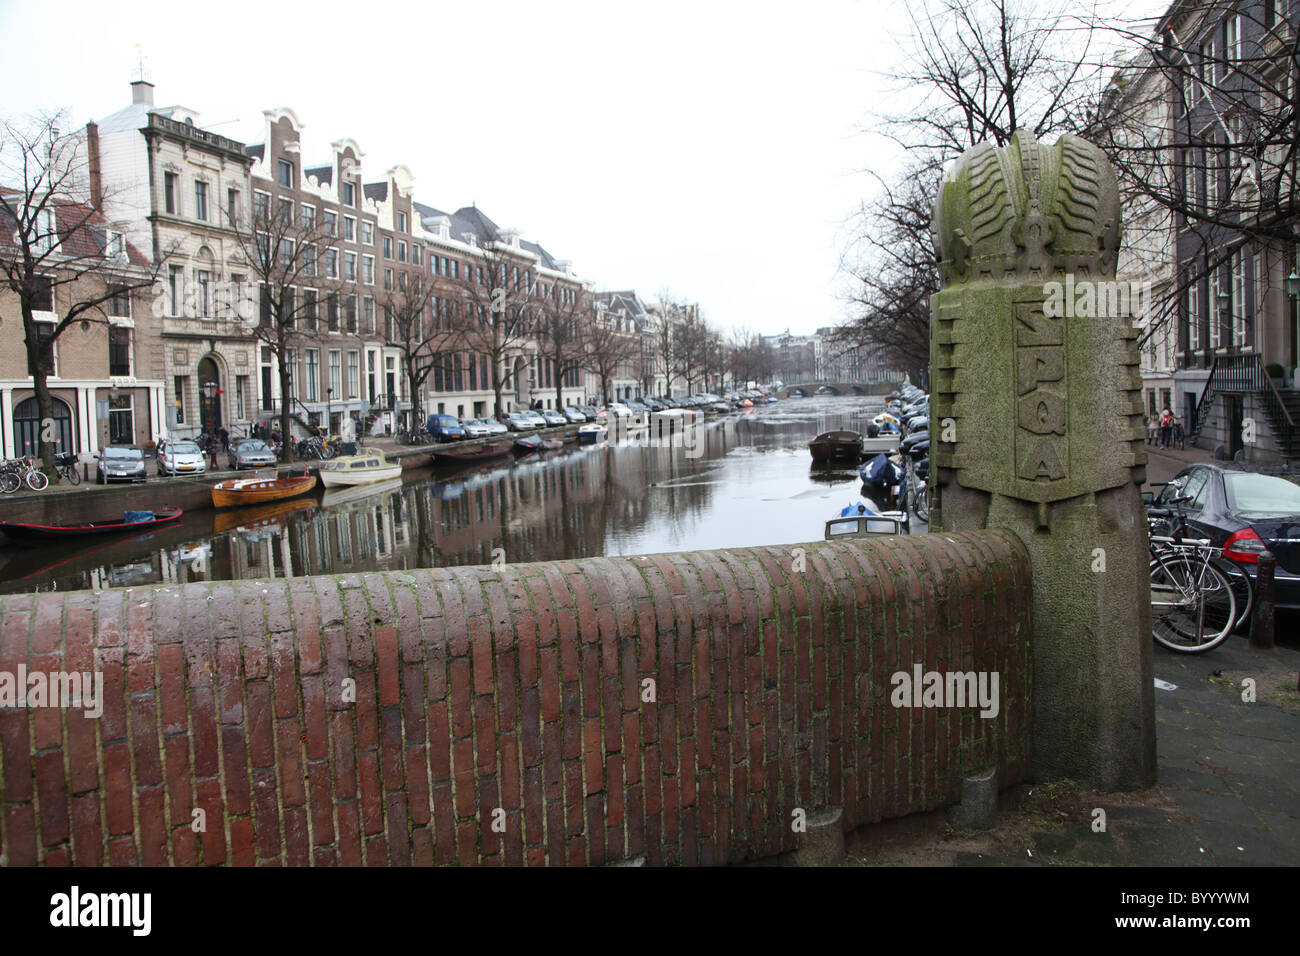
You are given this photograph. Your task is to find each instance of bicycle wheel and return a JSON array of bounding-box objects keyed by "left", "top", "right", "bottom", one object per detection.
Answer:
[
  {"left": 65, "top": 465, "right": 81, "bottom": 485},
  {"left": 1211, "top": 557, "right": 1253, "bottom": 632},
  {"left": 0, "top": 471, "right": 20, "bottom": 494},
  {"left": 25, "top": 468, "right": 49, "bottom": 491},
  {"left": 1150, "top": 553, "right": 1236, "bottom": 653},
  {"left": 914, "top": 481, "right": 930, "bottom": 522}
]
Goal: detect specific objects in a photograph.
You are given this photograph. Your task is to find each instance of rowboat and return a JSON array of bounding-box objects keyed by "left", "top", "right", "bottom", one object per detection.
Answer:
[
  {"left": 809, "top": 430, "right": 864, "bottom": 463},
  {"left": 211, "top": 471, "right": 316, "bottom": 508},
  {"left": 513, "top": 434, "right": 563, "bottom": 456},
  {"left": 318, "top": 450, "right": 403, "bottom": 488},
  {"left": 0, "top": 506, "right": 183, "bottom": 542},
  {"left": 431, "top": 441, "right": 513, "bottom": 466}
]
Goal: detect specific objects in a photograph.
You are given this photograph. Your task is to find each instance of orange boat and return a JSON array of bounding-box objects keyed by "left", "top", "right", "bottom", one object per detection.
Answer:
[{"left": 211, "top": 471, "right": 317, "bottom": 509}]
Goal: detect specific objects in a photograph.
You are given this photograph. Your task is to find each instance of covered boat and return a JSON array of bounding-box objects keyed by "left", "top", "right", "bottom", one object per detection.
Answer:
[
  {"left": 318, "top": 450, "right": 403, "bottom": 488},
  {"left": 0, "top": 506, "right": 183, "bottom": 542},
  {"left": 211, "top": 471, "right": 316, "bottom": 508},
  {"left": 808, "top": 430, "right": 864, "bottom": 463},
  {"left": 431, "top": 441, "right": 514, "bottom": 466},
  {"left": 513, "top": 434, "right": 563, "bottom": 456}
]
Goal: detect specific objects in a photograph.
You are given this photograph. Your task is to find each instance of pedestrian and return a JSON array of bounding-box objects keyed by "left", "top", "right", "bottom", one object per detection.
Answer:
[
  {"left": 218, "top": 425, "right": 229, "bottom": 453},
  {"left": 1159, "top": 407, "right": 1173, "bottom": 448}
]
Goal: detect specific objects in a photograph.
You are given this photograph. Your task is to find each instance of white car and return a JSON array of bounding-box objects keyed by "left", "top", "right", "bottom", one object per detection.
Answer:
[
  {"left": 157, "top": 439, "right": 207, "bottom": 476},
  {"left": 461, "top": 418, "right": 495, "bottom": 438},
  {"left": 606, "top": 402, "right": 632, "bottom": 417}
]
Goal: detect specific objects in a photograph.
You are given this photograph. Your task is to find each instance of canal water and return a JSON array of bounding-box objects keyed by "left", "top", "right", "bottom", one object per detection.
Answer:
[{"left": 0, "top": 396, "right": 906, "bottom": 594}]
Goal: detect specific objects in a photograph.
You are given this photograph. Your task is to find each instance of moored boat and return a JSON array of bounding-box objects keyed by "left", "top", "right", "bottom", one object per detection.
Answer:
[
  {"left": 431, "top": 441, "right": 513, "bottom": 466},
  {"left": 808, "top": 429, "right": 864, "bottom": 463},
  {"left": 0, "top": 506, "right": 183, "bottom": 542},
  {"left": 211, "top": 471, "right": 316, "bottom": 508},
  {"left": 513, "top": 434, "right": 563, "bottom": 455},
  {"left": 577, "top": 423, "right": 607, "bottom": 445},
  {"left": 318, "top": 450, "right": 403, "bottom": 488}
]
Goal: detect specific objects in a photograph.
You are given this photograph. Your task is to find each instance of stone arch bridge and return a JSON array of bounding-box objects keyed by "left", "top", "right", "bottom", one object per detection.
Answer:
[{"left": 775, "top": 382, "right": 899, "bottom": 399}]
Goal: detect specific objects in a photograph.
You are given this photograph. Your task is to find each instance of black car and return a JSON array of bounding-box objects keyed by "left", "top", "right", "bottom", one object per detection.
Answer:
[{"left": 1152, "top": 463, "right": 1300, "bottom": 611}]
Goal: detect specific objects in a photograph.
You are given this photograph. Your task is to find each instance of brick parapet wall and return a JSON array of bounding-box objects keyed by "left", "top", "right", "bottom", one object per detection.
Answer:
[{"left": 0, "top": 529, "right": 1031, "bottom": 866}]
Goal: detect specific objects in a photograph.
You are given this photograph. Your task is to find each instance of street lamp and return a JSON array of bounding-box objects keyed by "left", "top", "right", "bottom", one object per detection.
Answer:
[
  {"left": 1288, "top": 270, "right": 1300, "bottom": 301},
  {"left": 1289, "top": 271, "right": 1300, "bottom": 370},
  {"left": 1216, "top": 288, "right": 1236, "bottom": 352},
  {"left": 326, "top": 387, "right": 333, "bottom": 435}
]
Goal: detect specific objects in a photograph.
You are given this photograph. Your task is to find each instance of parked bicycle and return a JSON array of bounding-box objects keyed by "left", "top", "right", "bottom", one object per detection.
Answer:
[
  {"left": 1146, "top": 496, "right": 1239, "bottom": 653},
  {"left": 0, "top": 456, "right": 50, "bottom": 493},
  {"left": 53, "top": 452, "right": 81, "bottom": 485}
]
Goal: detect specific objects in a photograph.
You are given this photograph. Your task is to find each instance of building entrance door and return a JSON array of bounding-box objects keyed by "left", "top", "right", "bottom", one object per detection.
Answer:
[{"left": 198, "top": 357, "right": 222, "bottom": 433}]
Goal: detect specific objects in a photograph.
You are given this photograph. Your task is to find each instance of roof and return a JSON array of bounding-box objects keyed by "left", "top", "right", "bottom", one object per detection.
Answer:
[
  {"left": 245, "top": 143, "right": 265, "bottom": 161},
  {"left": 305, "top": 164, "right": 332, "bottom": 186},
  {"left": 0, "top": 193, "right": 150, "bottom": 268},
  {"left": 363, "top": 182, "right": 387, "bottom": 203},
  {"left": 95, "top": 101, "right": 151, "bottom": 135}
]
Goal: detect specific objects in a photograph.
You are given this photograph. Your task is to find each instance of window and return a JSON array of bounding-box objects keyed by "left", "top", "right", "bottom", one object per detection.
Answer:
[
  {"left": 1208, "top": 268, "right": 1221, "bottom": 349},
  {"left": 278, "top": 238, "right": 294, "bottom": 270},
  {"left": 346, "top": 293, "right": 357, "bottom": 333},
  {"left": 277, "top": 197, "right": 293, "bottom": 225},
  {"left": 108, "top": 325, "right": 131, "bottom": 376},
  {"left": 1232, "top": 250, "right": 1246, "bottom": 347},
  {"left": 411, "top": 245, "right": 420, "bottom": 266},
  {"left": 344, "top": 251, "right": 357, "bottom": 281},
  {"left": 164, "top": 172, "right": 177, "bottom": 214},
  {"left": 396, "top": 211, "right": 407, "bottom": 232},
  {"left": 329, "top": 350, "right": 342, "bottom": 397},
  {"left": 106, "top": 284, "right": 131, "bottom": 317},
  {"left": 1187, "top": 276, "right": 1200, "bottom": 351},
  {"left": 194, "top": 180, "right": 208, "bottom": 221},
  {"left": 1200, "top": 35, "right": 1216, "bottom": 88},
  {"left": 1225, "top": 15, "right": 1240, "bottom": 64},
  {"left": 327, "top": 293, "right": 340, "bottom": 332},
  {"left": 34, "top": 319, "right": 57, "bottom": 374},
  {"left": 259, "top": 282, "right": 272, "bottom": 326},
  {"left": 108, "top": 395, "right": 133, "bottom": 445},
  {"left": 227, "top": 188, "right": 240, "bottom": 225},
  {"left": 342, "top": 182, "right": 355, "bottom": 207},
  {"left": 304, "top": 289, "right": 318, "bottom": 331},
  {"left": 383, "top": 267, "right": 393, "bottom": 291},
  {"left": 254, "top": 190, "right": 271, "bottom": 221},
  {"left": 382, "top": 236, "right": 393, "bottom": 259},
  {"left": 323, "top": 210, "right": 337, "bottom": 236},
  {"left": 235, "top": 375, "right": 248, "bottom": 420},
  {"left": 168, "top": 266, "right": 183, "bottom": 315},
  {"left": 326, "top": 248, "right": 339, "bottom": 279},
  {"left": 348, "top": 351, "right": 359, "bottom": 399},
  {"left": 398, "top": 240, "right": 407, "bottom": 263},
  {"left": 361, "top": 221, "right": 373, "bottom": 245},
  {"left": 277, "top": 159, "right": 294, "bottom": 188},
  {"left": 451, "top": 259, "right": 459, "bottom": 279},
  {"left": 303, "top": 243, "right": 317, "bottom": 277},
  {"left": 364, "top": 296, "right": 375, "bottom": 333},
  {"left": 196, "top": 269, "right": 211, "bottom": 316},
  {"left": 362, "top": 255, "right": 374, "bottom": 285},
  {"left": 285, "top": 350, "right": 296, "bottom": 403},
  {"left": 174, "top": 375, "right": 187, "bottom": 424},
  {"left": 344, "top": 216, "right": 356, "bottom": 242},
  {"left": 256, "top": 231, "right": 271, "bottom": 268},
  {"left": 305, "top": 349, "right": 320, "bottom": 401}
]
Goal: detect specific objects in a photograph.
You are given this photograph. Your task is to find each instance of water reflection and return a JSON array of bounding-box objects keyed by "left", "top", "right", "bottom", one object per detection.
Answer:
[{"left": 0, "top": 397, "right": 890, "bottom": 593}]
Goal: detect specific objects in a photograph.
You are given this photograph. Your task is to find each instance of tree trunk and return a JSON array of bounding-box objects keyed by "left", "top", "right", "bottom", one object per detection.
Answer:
[
  {"left": 601, "top": 373, "right": 612, "bottom": 408},
  {"left": 24, "top": 306, "right": 57, "bottom": 477},
  {"left": 407, "top": 365, "right": 421, "bottom": 432}
]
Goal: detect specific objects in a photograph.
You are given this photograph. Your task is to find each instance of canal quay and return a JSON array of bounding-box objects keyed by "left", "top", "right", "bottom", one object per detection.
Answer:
[{"left": 0, "top": 396, "right": 898, "bottom": 594}]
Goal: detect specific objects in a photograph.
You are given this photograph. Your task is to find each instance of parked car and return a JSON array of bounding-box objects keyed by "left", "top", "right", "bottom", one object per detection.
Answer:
[
  {"left": 606, "top": 402, "right": 632, "bottom": 417},
  {"left": 462, "top": 418, "right": 507, "bottom": 438},
  {"left": 503, "top": 411, "right": 540, "bottom": 432},
  {"left": 540, "top": 408, "right": 567, "bottom": 427},
  {"left": 426, "top": 414, "right": 468, "bottom": 442},
  {"left": 96, "top": 445, "right": 147, "bottom": 484},
  {"left": 1152, "top": 463, "right": 1300, "bottom": 612},
  {"left": 228, "top": 438, "right": 277, "bottom": 470},
  {"left": 156, "top": 439, "right": 207, "bottom": 476},
  {"left": 562, "top": 406, "right": 588, "bottom": 423},
  {"left": 520, "top": 410, "right": 548, "bottom": 428},
  {"left": 579, "top": 405, "right": 605, "bottom": 420}
]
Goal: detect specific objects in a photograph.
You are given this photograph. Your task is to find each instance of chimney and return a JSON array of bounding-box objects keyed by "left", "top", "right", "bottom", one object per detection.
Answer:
[
  {"left": 131, "top": 79, "right": 154, "bottom": 107},
  {"left": 85, "top": 121, "right": 102, "bottom": 210}
]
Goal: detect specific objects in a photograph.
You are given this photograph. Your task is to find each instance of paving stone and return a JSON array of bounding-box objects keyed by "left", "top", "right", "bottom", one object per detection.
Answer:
[{"left": 1166, "top": 789, "right": 1265, "bottom": 829}]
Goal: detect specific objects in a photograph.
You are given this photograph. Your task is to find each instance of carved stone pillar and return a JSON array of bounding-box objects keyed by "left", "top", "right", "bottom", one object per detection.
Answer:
[{"left": 930, "top": 131, "right": 1155, "bottom": 790}]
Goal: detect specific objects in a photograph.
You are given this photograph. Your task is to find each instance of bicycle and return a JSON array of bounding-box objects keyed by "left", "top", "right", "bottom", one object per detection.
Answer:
[
  {"left": 1146, "top": 500, "right": 1237, "bottom": 653},
  {"left": 1, "top": 456, "right": 49, "bottom": 492},
  {"left": 53, "top": 452, "right": 81, "bottom": 485},
  {"left": 1171, "top": 419, "right": 1186, "bottom": 449}
]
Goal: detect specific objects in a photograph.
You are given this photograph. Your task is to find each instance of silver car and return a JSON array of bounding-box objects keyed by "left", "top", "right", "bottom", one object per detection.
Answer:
[
  {"left": 228, "top": 438, "right": 277, "bottom": 470},
  {"left": 157, "top": 439, "right": 207, "bottom": 476}
]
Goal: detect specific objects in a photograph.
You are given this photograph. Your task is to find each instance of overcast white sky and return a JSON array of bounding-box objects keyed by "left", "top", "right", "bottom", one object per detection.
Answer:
[{"left": 0, "top": 0, "right": 1165, "bottom": 338}]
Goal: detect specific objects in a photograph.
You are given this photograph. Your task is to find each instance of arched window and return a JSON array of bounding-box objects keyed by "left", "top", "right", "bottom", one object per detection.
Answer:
[{"left": 13, "top": 395, "right": 74, "bottom": 456}]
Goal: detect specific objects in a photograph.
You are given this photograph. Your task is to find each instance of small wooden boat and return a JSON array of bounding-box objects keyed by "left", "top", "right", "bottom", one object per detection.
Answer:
[
  {"left": 211, "top": 471, "right": 316, "bottom": 508},
  {"left": 318, "top": 450, "right": 403, "bottom": 488},
  {"left": 809, "top": 430, "right": 864, "bottom": 463},
  {"left": 431, "top": 441, "right": 513, "bottom": 466},
  {"left": 0, "top": 506, "right": 183, "bottom": 542},
  {"left": 513, "top": 434, "right": 563, "bottom": 456}
]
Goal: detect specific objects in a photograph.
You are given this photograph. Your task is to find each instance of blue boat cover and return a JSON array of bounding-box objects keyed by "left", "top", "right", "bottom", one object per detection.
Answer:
[
  {"left": 860, "top": 453, "right": 902, "bottom": 486},
  {"left": 839, "top": 500, "right": 880, "bottom": 518},
  {"left": 123, "top": 510, "right": 155, "bottom": 523}
]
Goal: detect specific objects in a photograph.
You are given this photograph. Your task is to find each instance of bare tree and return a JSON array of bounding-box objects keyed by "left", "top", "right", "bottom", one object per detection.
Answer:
[
  {"left": 0, "top": 111, "right": 165, "bottom": 476},
  {"left": 377, "top": 271, "right": 463, "bottom": 432},
  {"left": 452, "top": 238, "right": 535, "bottom": 418},
  {"left": 225, "top": 189, "right": 340, "bottom": 460},
  {"left": 584, "top": 301, "right": 643, "bottom": 406},
  {"left": 534, "top": 280, "right": 591, "bottom": 411}
]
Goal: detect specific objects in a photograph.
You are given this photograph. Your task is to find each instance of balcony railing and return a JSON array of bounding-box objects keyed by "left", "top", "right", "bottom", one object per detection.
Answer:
[{"left": 147, "top": 113, "right": 248, "bottom": 160}]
